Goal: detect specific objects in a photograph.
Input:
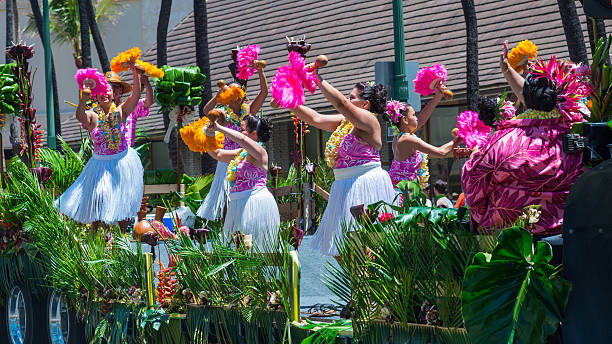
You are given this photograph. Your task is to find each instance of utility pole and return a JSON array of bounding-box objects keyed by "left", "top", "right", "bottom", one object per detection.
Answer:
[
  {"left": 43, "top": 0, "right": 56, "bottom": 149},
  {"left": 392, "top": 0, "right": 409, "bottom": 101}
]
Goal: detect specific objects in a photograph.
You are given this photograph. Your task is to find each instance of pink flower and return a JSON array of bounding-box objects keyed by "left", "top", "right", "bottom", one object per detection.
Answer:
[
  {"left": 572, "top": 63, "right": 590, "bottom": 77},
  {"left": 413, "top": 64, "right": 447, "bottom": 96},
  {"left": 456, "top": 110, "right": 492, "bottom": 149},
  {"left": 178, "top": 226, "right": 190, "bottom": 236},
  {"left": 386, "top": 100, "right": 406, "bottom": 124},
  {"left": 378, "top": 212, "right": 394, "bottom": 223},
  {"left": 497, "top": 99, "right": 516, "bottom": 120},
  {"left": 236, "top": 44, "right": 261, "bottom": 80}
]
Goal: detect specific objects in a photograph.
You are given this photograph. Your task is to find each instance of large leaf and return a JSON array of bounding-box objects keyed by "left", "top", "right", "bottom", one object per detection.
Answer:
[{"left": 462, "top": 227, "right": 571, "bottom": 344}]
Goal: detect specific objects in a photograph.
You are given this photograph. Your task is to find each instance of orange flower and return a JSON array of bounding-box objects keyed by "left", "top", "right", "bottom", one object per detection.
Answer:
[
  {"left": 508, "top": 40, "right": 538, "bottom": 73},
  {"left": 180, "top": 117, "right": 224, "bottom": 153},
  {"left": 111, "top": 47, "right": 142, "bottom": 73},
  {"left": 216, "top": 84, "right": 246, "bottom": 105},
  {"left": 587, "top": 99, "right": 592, "bottom": 111},
  {"left": 136, "top": 59, "right": 164, "bottom": 79}
]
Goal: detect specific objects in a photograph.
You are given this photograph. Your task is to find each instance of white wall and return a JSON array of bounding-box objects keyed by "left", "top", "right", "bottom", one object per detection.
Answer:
[{"left": 0, "top": 0, "right": 192, "bottom": 135}]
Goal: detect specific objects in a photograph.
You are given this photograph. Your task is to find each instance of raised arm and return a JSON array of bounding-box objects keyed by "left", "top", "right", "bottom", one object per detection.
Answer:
[
  {"left": 201, "top": 88, "right": 222, "bottom": 115},
  {"left": 76, "top": 91, "right": 96, "bottom": 131},
  {"left": 212, "top": 122, "right": 267, "bottom": 164},
  {"left": 246, "top": 64, "right": 268, "bottom": 114},
  {"left": 316, "top": 77, "right": 379, "bottom": 134},
  {"left": 401, "top": 134, "right": 459, "bottom": 159},
  {"left": 291, "top": 105, "right": 344, "bottom": 132},
  {"left": 500, "top": 41, "right": 525, "bottom": 107},
  {"left": 141, "top": 74, "right": 154, "bottom": 108},
  {"left": 416, "top": 82, "right": 444, "bottom": 130},
  {"left": 208, "top": 148, "right": 241, "bottom": 164},
  {"left": 118, "top": 64, "right": 142, "bottom": 121}
]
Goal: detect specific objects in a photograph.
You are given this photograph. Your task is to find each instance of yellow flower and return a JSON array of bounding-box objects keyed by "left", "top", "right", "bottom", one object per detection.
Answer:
[
  {"left": 508, "top": 40, "right": 538, "bottom": 73},
  {"left": 111, "top": 47, "right": 142, "bottom": 74},
  {"left": 226, "top": 149, "right": 247, "bottom": 186},
  {"left": 136, "top": 59, "right": 164, "bottom": 79}
]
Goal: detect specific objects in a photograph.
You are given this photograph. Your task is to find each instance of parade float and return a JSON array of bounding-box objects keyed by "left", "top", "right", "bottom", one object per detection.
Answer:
[{"left": 0, "top": 40, "right": 594, "bottom": 344}]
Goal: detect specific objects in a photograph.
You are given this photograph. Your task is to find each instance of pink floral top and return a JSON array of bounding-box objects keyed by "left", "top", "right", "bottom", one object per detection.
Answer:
[
  {"left": 335, "top": 133, "right": 380, "bottom": 169},
  {"left": 461, "top": 117, "right": 585, "bottom": 236},
  {"left": 231, "top": 160, "right": 267, "bottom": 193},
  {"left": 389, "top": 151, "right": 423, "bottom": 186},
  {"left": 125, "top": 100, "right": 150, "bottom": 147},
  {"left": 90, "top": 110, "right": 128, "bottom": 155},
  {"left": 223, "top": 123, "right": 241, "bottom": 150}
]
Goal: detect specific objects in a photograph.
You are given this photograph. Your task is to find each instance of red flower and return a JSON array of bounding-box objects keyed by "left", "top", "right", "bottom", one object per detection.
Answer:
[{"left": 378, "top": 212, "right": 394, "bottom": 223}]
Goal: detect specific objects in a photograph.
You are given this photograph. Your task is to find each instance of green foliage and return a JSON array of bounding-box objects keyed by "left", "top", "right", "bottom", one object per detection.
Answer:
[
  {"left": 155, "top": 66, "right": 207, "bottom": 112},
  {"left": 589, "top": 35, "right": 612, "bottom": 122},
  {"left": 299, "top": 319, "right": 352, "bottom": 344},
  {"left": 0, "top": 63, "right": 19, "bottom": 115},
  {"left": 38, "top": 135, "right": 92, "bottom": 193},
  {"left": 462, "top": 227, "right": 571, "bottom": 344}
]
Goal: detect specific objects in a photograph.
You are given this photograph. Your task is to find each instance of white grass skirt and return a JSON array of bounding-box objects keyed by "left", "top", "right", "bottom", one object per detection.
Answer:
[
  {"left": 223, "top": 187, "right": 280, "bottom": 247},
  {"left": 312, "top": 162, "right": 395, "bottom": 256},
  {"left": 55, "top": 148, "right": 144, "bottom": 224},
  {"left": 196, "top": 161, "right": 229, "bottom": 221}
]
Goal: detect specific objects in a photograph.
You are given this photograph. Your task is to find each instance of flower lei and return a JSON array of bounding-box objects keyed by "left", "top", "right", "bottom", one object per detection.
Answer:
[
  {"left": 226, "top": 142, "right": 263, "bottom": 186},
  {"left": 324, "top": 113, "right": 376, "bottom": 168},
  {"left": 513, "top": 108, "right": 561, "bottom": 120},
  {"left": 224, "top": 102, "right": 248, "bottom": 126},
  {"left": 96, "top": 102, "right": 122, "bottom": 150},
  {"left": 417, "top": 153, "right": 429, "bottom": 190}
]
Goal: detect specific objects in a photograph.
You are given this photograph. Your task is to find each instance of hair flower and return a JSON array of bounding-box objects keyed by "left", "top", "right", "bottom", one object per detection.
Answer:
[{"left": 386, "top": 100, "right": 406, "bottom": 124}]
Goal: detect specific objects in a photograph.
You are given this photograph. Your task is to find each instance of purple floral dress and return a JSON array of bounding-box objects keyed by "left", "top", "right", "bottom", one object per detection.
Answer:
[
  {"left": 335, "top": 133, "right": 380, "bottom": 168},
  {"left": 461, "top": 116, "right": 585, "bottom": 236},
  {"left": 231, "top": 160, "right": 267, "bottom": 193}
]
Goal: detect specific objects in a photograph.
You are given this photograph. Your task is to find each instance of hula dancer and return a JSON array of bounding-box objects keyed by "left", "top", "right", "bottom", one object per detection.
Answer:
[{"left": 56, "top": 63, "right": 144, "bottom": 233}]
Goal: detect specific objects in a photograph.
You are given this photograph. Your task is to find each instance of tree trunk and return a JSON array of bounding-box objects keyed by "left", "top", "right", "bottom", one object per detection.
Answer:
[
  {"left": 28, "top": 0, "right": 62, "bottom": 136},
  {"left": 77, "top": 0, "right": 91, "bottom": 68},
  {"left": 157, "top": 0, "right": 172, "bottom": 67},
  {"left": 193, "top": 0, "right": 216, "bottom": 174},
  {"left": 586, "top": 16, "right": 609, "bottom": 63},
  {"left": 461, "top": 0, "right": 479, "bottom": 111},
  {"left": 85, "top": 0, "right": 110, "bottom": 72},
  {"left": 557, "top": 0, "right": 588, "bottom": 64},
  {"left": 5, "top": 0, "right": 14, "bottom": 63},
  {"left": 12, "top": 0, "right": 20, "bottom": 43}
]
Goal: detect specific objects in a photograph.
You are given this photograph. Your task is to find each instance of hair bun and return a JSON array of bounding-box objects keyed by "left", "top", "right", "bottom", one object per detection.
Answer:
[
  {"left": 356, "top": 82, "right": 388, "bottom": 115},
  {"left": 523, "top": 74, "right": 558, "bottom": 111},
  {"left": 476, "top": 96, "right": 497, "bottom": 127}
]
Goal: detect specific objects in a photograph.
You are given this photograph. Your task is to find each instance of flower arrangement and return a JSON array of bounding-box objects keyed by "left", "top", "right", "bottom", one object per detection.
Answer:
[
  {"left": 110, "top": 47, "right": 141, "bottom": 73},
  {"left": 236, "top": 44, "right": 261, "bottom": 80},
  {"left": 75, "top": 68, "right": 111, "bottom": 97},
  {"left": 508, "top": 40, "right": 538, "bottom": 73},
  {"left": 413, "top": 64, "right": 447, "bottom": 96},
  {"left": 179, "top": 116, "right": 224, "bottom": 153},
  {"left": 270, "top": 51, "right": 319, "bottom": 108},
  {"left": 216, "top": 83, "right": 246, "bottom": 105},
  {"left": 530, "top": 56, "right": 593, "bottom": 122},
  {"left": 135, "top": 59, "right": 164, "bottom": 79},
  {"left": 456, "top": 110, "right": 492, "bottom": 149}
]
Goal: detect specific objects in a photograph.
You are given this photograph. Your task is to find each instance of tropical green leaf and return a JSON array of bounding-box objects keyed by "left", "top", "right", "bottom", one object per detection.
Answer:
[{"left": 462, "top": 227, "right": 571, "bottom": 344}]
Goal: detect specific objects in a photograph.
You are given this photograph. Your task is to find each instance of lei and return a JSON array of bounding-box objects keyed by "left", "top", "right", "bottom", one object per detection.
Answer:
[
  {"left": 324, "top": 113, "right": 376, "bottom": 168},
  {"left": 224, "top": 102, "right": 248, "bottom": 126},
  {"left": 513, "top": 108, "right": 561, "bottom": 120},
  {"left": 96, "top": 102, "right": 122, "bottom": 150},
  {"left": 226, "top": 142, "right": 263, "bottom": 186}
]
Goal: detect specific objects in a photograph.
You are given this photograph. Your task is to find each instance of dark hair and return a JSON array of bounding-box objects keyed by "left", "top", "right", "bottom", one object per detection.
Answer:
[
  {"left": 355, "top": 82, "right": 387, "bottom": 115},
  {"left": 522, "top": 74, "right": 558, "bottom": 111},
  {"left": 433, "top": 179, "right": 447, "bottom": 194},
  {"left": 476, "top": 96, "right": 498, "bottom": 127},
  {"left": 244, "top": 114, "right": 273, "bottom": 142}
]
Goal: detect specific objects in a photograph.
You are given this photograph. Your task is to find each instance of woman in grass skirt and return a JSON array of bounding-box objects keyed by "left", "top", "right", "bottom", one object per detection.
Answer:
[
  {"left": 291, "top": 76, "right": 395, "bottom": 257},
  {"left": 197, "top": 60, "right": 268, "bottom": 221},
  {"left": 55, "top": 63, "right": 143, "bottom": 232},
  {"left": 206, "top": 114, "right": 280, "bottom": 246}
]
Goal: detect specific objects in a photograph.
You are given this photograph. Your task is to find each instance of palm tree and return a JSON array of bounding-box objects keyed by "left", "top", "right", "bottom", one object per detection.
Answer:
[
  {"left": 461, "top": 0, "right": 479, "bottom": 111},
  {"left": 25, "top": 0, "right": 123, "bottom": 69},
  {"left": 5, "top": 0, "right": 14, "bottom": 63},
  {"left": 557, "top": 0, "right": 588, "bottom": 64},
  {"left": 28, "top": 0, "right": 63, "bottom": 137},
  {"left": 85, "top": 0, "right": 109, "bottom": 72},
  {"left": 157, "top": 0, "right": 172, "bottom": 67},
  {"left": 193, "top": 0, "right": 216, "bottom": 174},
  {"left": 77, "top": 0, "right": 91, "bottom": 68}
]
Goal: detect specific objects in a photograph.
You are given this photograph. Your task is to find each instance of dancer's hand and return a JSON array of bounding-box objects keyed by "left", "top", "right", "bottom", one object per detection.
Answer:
[
  {"left": 433, "top": 80, "right": 444, "bottom": 101},
  {"left": 140, "top": 73, "right": 149, "bottom": 85},
  {"left": 500, "top": 40, "right": 510, "bottom": 74}
]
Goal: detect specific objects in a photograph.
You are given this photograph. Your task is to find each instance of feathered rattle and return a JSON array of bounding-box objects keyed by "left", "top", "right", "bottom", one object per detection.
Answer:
[
  {"left": 269, "top": 53, "right": 328, "bottom": 109},
  {"left": 236, "top": 44, "right": 266, "bottom": 80},
  {"left": 75, "top": 68, "right": 111, "bottom": 97},
  {"left": 451, "top": 110, "right": 491, "bottom": 159},
  {"left": 413, "top": 64, "right": 453, "bottom": 100},
  {"left": 215, "top": 80, "right": 247, "bottom": 105}
]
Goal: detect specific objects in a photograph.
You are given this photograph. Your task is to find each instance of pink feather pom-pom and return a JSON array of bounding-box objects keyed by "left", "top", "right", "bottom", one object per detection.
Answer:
[
  {"left": 413, "top": 64, "right": 447, "bottom": 96},
  {"left": 236, "top": 44, "right": 261, "bottom": 80},
  {"left": 75, "top": 68, "right": 110, "bottom": 97},
  {"left": 456, "top": 110, "right": 491, "bottom": 149},
  {"left": 270, "top": 65, "right": 305, "bottom": 108},
  {"left": 288, "top": 51, "right": 317, "bottom": 95}
]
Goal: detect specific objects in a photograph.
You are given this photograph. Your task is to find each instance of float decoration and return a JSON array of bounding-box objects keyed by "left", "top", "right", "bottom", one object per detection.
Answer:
[{"left": 413, "top": 64, "right": 454, "bottom": 100}]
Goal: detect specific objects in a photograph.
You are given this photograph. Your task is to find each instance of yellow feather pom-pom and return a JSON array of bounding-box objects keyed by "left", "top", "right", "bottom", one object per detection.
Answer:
[
  {"left": 111, "top": 47, "right": 142, "bottom": 74},
  {"left": 180, "top": 117, "right": 224, "bottom": 153},
  {"left": 136, "top": 60, "right": 164, "bottom": 79},
  {"left": 508, "top": 40, "right": 538, "bottom": 73},
  {"left": 216, "top": 85, "right": 246, "bottom": 105}
]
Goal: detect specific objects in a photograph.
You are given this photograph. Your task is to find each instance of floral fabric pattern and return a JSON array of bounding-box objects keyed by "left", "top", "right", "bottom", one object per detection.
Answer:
[
  {"left": 90, "top": 110, "right": 128, "bottom": 155},
  {"left": 125, "top": 99, "right": 150, "bottom": 147},
  {"left": 389, "top": 151, "right": 426, "bottom": 187},
  {"left": 335, "top": 133, "right": 380, "bottom": 169},
  {"left": 231, "top": 160, "right": 267, "bottom": 193},
  {"left": 223, "top": 123, "right": 242, "bottom": 150},
  {"left": 461, "top": 116, "right": 584, "bottom": 235}
]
